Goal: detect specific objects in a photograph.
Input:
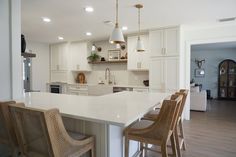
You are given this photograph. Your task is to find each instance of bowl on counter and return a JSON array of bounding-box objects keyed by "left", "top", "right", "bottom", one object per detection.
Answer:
[{"left": 143, "top": 80, "right": 149, "bottom": 86}]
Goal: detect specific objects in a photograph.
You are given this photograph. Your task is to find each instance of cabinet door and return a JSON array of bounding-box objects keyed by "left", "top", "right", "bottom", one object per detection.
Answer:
[
  {"left": 127, "top": 35, "right": 149, "bottom": 70},
  {"left": 70, "top": 42, "right": 81, "bottom": 70},
  {"left": 164, "top": 57, "right": 179, "bottom": 91},
  {"left": 58, "top": 43, "right": 69, "bottom": 70},
  {"left": 50, "top": 43, "right": 69, "bottom": 71},
  {"left": 164, "top": 28, "right": 179, "bottom": 56},
  {"left": 149, "top": 30, "right": 164, "bottom": 57},
  {"left": 149, "top": 57, "right": 164, "bottom": 90},
  {"left": 50, "top": 45, "right": 60, "bottom": 70},
  {"left": 79, "top": 43, "right": 91, "bottom": 71},
  {"left": 70, "top": 42, "right": 91, "bottom": 71}
]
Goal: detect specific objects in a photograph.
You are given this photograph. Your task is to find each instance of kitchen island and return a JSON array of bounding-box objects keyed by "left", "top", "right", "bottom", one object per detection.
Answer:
[{"left": 20, "top": 91, "right": 170, "bottom": 157}]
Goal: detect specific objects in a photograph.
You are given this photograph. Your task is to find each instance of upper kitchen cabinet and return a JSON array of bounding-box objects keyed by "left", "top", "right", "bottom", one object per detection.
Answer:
[
  {"left": 50, "top": 42, "right": 69, "bottom": 71},
  {"left": 149, "top": 56, "right": 179, "bottom": 92},
  {"left": 127, "top": 34, "right": 149, "bottom": 71},
  {"left": 69, "top": 42, "right": 92, "bottom": 71},
  {"left": 149, "top": 27, "right": 179, "bottom": 57}
]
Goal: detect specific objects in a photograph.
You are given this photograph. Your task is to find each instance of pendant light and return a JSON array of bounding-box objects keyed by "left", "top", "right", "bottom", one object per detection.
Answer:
[
  {"left": 135, "top": 4, "right": 145, "bottom": 52},
  {"left": 109, "top": 0, "right": 125, "bottom": 44}
]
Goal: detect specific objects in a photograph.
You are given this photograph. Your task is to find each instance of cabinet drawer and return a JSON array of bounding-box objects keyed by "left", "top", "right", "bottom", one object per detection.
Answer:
[{"left": 133, "top": 88, "right": 149, "bottom": 93}]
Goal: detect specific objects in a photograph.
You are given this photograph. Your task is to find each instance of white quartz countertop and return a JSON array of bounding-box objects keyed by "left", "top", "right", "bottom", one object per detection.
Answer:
[{"left": 19, "top": 91, "right": 170, "bottom": 127}]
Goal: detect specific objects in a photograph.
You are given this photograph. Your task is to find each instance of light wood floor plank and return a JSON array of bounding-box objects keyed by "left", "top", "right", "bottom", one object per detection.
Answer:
[{"left": 143, "top": 100, "right": 236, "bottom": 157}]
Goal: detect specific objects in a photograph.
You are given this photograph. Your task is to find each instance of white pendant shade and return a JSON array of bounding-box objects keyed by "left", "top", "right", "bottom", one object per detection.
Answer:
[
  {"left": 109, "top": 25, "right": 125, "bottom": 44},
  {"left": 91, "top": 45, "right": 96, "bottom": 51},
  {"left": 136, "top": 38, "right": 145, "bottom": 52}
]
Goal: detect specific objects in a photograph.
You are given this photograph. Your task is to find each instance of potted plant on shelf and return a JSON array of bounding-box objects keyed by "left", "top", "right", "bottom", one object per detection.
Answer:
[{"left": 87, "top": 52, "right": 100, "bottom": 63}]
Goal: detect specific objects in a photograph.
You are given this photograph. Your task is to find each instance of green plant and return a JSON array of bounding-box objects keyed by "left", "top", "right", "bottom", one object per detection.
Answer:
[{"left": 87, "top": 52, "right": 100, "bottom": 62}]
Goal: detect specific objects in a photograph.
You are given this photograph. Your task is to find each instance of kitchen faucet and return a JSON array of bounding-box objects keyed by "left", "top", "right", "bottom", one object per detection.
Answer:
[{"left": 105, "top": 68, "right": 112, "bottom": 84}]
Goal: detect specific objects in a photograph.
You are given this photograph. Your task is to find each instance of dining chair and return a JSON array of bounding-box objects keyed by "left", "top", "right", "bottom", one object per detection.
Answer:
[
  {"left": 124, "top": 95, "right": 183, "bottom": 157},
  {"left": 9, "top": 103, "right": 95, "bottom": 157},
  {"left": 142, "top": 89, "right": 188, "bottom": 157},
  {"left": 0, "top": 101, "right": 24, "bottom": 157}
]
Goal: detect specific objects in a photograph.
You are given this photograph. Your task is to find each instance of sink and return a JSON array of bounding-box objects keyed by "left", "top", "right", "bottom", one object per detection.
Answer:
[{"left": 88, "top": 85, "right": 113, "bottom": 96}]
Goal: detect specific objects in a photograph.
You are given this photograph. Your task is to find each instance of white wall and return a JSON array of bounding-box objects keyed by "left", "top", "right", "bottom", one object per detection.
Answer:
[
  {"left": 66, "top": 40, "right": 149, "bottom": 86},
  {"left": 0, "top": 0, "right": 22, "bottom": 100},
  {"left": 181, "top": 22, "right": 236, "bottom": 120},
  {"left": 191, "top": 48, "right": 236, "bottom": 98},
  {"left": 27, "top": 41, "right": 50, "bottom": 92},
  {"left": 0, "top": 0, "right": 11, "bottom": 99}
]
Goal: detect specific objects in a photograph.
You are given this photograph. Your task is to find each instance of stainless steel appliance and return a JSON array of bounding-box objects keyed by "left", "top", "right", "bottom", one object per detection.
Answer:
[
  {"left": 48, "top": 82, "right": 67, "bottom": 94},
  {"left": 50, "top": 85, "right": 62, "bottom": 94},
  {"left": 113, "top": 87, "right": 133, "bottom": 93}
]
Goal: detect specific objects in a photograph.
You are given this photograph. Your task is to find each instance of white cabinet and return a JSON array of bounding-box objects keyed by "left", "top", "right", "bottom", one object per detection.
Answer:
[
  {"left": 150, "top": 57, "right": 179, "bottom": 91},
  {"left": 127, "top": 35, "right": 149, "bottom": 71},
  {"left": 50, "top": 43, "right": 69, "bottom": 71},
  {"left": 133, "top": 87, "right": 149, "bottom": 93},
  {"left": 149, "top": 27, "right": 179, "bottom": 57},
  {"left": 69, "top": 42, "right": 91, "bottom": 71},
  {"left": 66, "top": 84, "right": 88, "bottom": 96}
]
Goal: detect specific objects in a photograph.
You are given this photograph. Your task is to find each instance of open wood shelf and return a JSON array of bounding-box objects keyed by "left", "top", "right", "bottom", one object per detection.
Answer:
[
  {"left": 88, "top": 60, "right": 127, "bottom": 64},
  {"left": 21, "top": 52, "right": 36, "bottom": 58}
]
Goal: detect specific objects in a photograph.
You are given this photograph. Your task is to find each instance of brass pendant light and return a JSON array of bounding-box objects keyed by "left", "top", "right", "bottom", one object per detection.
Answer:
[
  {"left": 135, "top": 4, "right": 145, "bottom": 52},
  {"left": 109, "top": 0, "right": 125, "bottom": 44}
]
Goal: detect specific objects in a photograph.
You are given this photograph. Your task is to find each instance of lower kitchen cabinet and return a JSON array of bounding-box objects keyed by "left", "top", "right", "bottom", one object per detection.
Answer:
[
  {"left": 150, "top": 56, "right": 179, "bottom": 92},
  {"left": 66, "top": 84, "right": 88, "bottom": 96}
]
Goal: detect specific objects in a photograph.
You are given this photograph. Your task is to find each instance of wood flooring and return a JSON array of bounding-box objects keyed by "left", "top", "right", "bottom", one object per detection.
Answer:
[{"left": 145, "top": 100, "right": 236, "bottom": 157}]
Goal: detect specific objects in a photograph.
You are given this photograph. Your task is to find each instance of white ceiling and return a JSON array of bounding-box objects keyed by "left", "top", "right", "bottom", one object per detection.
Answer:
[
  {"left": 192, "top": 42, "right": 236, "bottom": 51},
  {"left": 21, "top": 0, "right": 236, "bottom": 44}
]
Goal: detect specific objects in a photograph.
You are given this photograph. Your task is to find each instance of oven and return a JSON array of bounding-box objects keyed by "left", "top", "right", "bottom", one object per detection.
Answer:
[{"left": 50, "top": 84, "right": 62, "bottom": 94}]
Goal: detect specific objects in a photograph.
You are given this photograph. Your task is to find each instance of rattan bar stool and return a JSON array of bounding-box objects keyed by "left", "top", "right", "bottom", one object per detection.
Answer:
[
  {"left": 9, "top": 103, "right": 95, "bottom": 157},
  {"left": 142, "top": 89, "right": 188, "bottom": 157},
  {"left": 124, "top": 95, "right": 183, "bottom": 157},
  {"left": 0, "top": 101, "right": 24, "bottom": 157}
]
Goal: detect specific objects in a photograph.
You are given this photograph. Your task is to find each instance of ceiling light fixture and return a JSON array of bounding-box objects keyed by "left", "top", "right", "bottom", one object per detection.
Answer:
[
  {"left": 109, "top": 0, "right": 125, "bottom": 44},
  {"left": 42, "top": 17, "right": 51, "bottom": 23},
  {"left": 135, "top": 4, "right": 145, "bottom": 52},
  {"left": 122, "top": 26, "right": 128, "bottom": 31},
  {"left": 86, "top": 32, "right": 92, "bottom": 36},
  {"left": 58, "top": 36, "right": 64, "bottom": 40},
  {"left": 85, "top": 6, "right": 94, "bottom": 12}
]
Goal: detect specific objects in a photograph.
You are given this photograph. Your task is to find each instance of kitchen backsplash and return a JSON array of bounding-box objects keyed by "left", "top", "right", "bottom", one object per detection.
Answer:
[{"left": 67, "top": 64, "right": 149, "bottom": 86}]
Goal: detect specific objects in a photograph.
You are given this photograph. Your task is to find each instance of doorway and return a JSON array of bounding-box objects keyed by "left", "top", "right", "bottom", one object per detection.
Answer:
[{"left": 189, "top": 41, "right": 236, "bottom": 111}]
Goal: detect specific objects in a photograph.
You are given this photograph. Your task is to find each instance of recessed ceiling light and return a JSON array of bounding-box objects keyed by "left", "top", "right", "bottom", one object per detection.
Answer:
[
  {"left": 122, "top": 26, "right": 128, "bottom": 31},
  {"left": 86, "top": 32, "right": 92, "bottom": 36},
  {"left": 85, "top": 6, "right": 94, "bottom": 12},
  {"left": 42, "top": 17, "right": 51, "bottom": 23},
  {"left": 58, "top": 36, "right": 64, "bottom": 40}
]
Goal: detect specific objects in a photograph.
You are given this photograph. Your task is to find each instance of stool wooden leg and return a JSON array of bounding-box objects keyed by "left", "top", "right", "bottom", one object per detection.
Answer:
[
  {"left": 91, "top": 147, "right": 95, "bottom": 157},
  {"left": 161, "top": 143, "right": 168, "bottom": 157},
  {"left": 170, "top": 134, "right": 177, "bottom": 157},
  {"left": 174, "top": 127, "right": 182, "bottom": 157},
  {"left": 125, "top": 137, "right": 129, "bottom": 157},
  {"left": 179, "top": 120, "right": 186, "bottom": 150}
]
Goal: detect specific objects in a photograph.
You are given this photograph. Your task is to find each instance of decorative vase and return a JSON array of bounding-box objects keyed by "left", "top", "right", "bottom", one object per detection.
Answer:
[{"left": 21, "top": 34, "right": 26, "bottom": 53}]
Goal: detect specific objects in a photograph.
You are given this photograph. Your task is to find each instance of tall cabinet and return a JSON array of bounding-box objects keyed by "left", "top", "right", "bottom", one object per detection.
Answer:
[
  {"left": 218, "top": 59, "right": 236, "bottom": 100},
  {"left": 149, "top": 27, "right": 180, "bottom": 92},
  {"left": 127, "top": 34, "right": 149, "bottom": 71}
]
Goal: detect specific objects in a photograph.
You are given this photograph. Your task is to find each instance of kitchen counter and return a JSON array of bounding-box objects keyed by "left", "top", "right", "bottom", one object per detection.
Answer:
[
  {"left": 20, "top": 91, "right": 169, "bottom": 127},
  {"left": 19, "top": 91, "right": 170, "bottom": 157}
]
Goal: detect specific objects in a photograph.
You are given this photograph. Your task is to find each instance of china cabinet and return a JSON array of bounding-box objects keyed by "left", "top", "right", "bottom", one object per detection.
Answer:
[{"left": 218, "top": 59, "right": 236, "bottom": 100}]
